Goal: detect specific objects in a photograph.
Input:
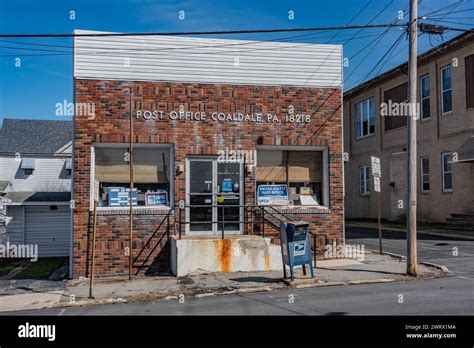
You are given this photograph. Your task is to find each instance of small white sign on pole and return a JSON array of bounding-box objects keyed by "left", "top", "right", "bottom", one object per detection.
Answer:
[
  {"left": 371, "top": 156, "right": 381, "bottom": 178},
  {"left": 94, "top": 180, "right": 100, "bottom": 203},
  {"left": 374, "top": 176, "right": 381, "bottom": 193}
]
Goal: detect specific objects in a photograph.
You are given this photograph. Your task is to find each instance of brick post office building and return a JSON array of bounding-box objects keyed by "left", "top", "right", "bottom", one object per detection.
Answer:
[{"left": 72, "top": 30, "right": 344, "bottom": 278}]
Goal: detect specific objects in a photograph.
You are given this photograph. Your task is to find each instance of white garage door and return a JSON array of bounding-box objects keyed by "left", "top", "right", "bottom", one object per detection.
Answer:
[{"left": 25, "top": 205, "right": 70, "bottom": 257}]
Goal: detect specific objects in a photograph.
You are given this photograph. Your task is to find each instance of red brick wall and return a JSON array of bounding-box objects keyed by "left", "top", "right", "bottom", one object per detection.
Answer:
[{"left": 73, "top": 79, "right": 343, "bottom": 278}]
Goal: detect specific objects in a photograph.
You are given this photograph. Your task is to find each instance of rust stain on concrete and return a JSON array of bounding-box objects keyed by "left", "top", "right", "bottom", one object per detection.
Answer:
[
  {"left": 264, "top": 247, "right": 270, "bottom": 270},
  {"left": 216, "top": 239, "right": 232, "bottom": 272}
]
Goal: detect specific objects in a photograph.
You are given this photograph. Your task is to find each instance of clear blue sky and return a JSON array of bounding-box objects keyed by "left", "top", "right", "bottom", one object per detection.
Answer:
[{"left": 0, "top": 0, "right": 472, "bottom": 123}]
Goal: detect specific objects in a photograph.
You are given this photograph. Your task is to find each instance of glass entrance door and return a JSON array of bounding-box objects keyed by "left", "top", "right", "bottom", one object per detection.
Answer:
[{"left": 186, "top": 158, "right": 243, "bottom": 235}]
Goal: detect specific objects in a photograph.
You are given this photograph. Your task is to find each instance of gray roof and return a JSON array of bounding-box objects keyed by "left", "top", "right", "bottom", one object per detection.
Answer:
[{"left": 0, "top": 119, "right": 72, "bottom": 154}]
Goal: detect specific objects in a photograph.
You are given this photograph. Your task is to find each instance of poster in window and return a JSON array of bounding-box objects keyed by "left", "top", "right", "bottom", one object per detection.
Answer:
[
  {"left": 145, "top": 191, "right": 168, "bottom": 206},
  {"left": 108, "top": 187, "right": 138, "bottom": 207},
  {"left": 257, "top": 185, "right": 288, "bottom": 206},
  {"left": 221, "top": 179, "right": 233, "bottom": 193}
]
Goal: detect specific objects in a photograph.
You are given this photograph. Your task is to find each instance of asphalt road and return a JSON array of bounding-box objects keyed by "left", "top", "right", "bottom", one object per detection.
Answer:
[
  {"left": 345, "top": 226, "right": 474, "bottom": 277},
  {"left": 4, "top": 227, "right": 474, "bottom": 316},
  {"left": 6, "top": 276, "right": 474, "bottom": 316}
]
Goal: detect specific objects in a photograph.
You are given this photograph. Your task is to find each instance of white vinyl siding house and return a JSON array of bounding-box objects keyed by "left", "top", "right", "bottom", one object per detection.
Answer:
[
  {"left": 0, "top": 119, "right": 72, "bottom": 258},
  {"left": 0, "top": 156, "right": 71, "bottom": 192}
]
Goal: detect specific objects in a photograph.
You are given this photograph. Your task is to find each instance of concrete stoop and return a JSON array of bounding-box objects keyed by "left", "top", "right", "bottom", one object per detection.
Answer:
[{"left": 170, "top": 235, "right": 283, "bottom": 277}]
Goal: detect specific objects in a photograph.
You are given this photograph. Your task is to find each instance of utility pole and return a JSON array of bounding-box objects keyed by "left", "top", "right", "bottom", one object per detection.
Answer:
[
  {"left": 129, "top": 84, "right": 134, "bottom": 281},
  {"left": 407, "top": 0, "right": 418, "bottom": 276}
]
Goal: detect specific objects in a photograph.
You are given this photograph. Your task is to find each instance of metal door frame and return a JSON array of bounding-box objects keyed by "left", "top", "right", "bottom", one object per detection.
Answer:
[{"left": 185, "top": 157, "right": 243, "bottom": 235}]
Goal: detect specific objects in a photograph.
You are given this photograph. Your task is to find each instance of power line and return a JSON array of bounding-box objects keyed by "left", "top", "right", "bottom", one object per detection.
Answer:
[
  {"left": 425, "top": 16, "right": 474, "bottom": 20},
  {"left": 0, "top": 24, "right": 407, "bottom": 38},
  {"left": 422, "top": 7, "right": 474, "bottom": 17},
  {"left": 0, "top": 31, "right": 395, "bottom": 58},
  {"left": 0, "top": 31, "right": 389, "bottom": 56},
  {"left": 424, "top": 19, "right": 474, "bottom": 26},
  {"left": 420, "top": 0, "right": 466, "bottom": 18},
  {"left": 303, "top": 2, "right": 410, "bottom": 144},
  {"left": 355, "top": 32, "right": 406, "bottom": 94},
  {"left": 304, "top": 32, "right": 406, "bottom": 146},
  {"left": 299, "top": 2, "right": 406, "bottom": 144},
  {"left": 301, "top": 0, "right": 383, "bottom": 86},
  {"left": 322, "top": 0, "right": 374, "bottom": 44}
]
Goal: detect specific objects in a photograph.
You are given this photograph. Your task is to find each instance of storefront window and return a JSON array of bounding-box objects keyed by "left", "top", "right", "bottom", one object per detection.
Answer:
[
  {"left": 256, "top": 150, "right": 324, "bottom": 206},
  {"left": 94, "top": 145, "right": 172, "bottom": 207}
]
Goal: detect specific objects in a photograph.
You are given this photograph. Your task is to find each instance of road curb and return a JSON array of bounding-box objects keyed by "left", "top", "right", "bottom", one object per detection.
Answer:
[
  {"left": 57, "top": 274, "right": 424, "bottom": 309},
  {"left": 346, "top": 224, "right": 474, "bottom": 241},
  {"left": 366, "top": 248, "right": 450, "bottom": 274},
  {"left": 419, "top": 261, "right": 449, "bottom": 273}
]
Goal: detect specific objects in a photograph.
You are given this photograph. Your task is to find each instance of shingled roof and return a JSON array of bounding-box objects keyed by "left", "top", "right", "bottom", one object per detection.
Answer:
[{"left": 0, "top": 119, "right": 72, "bottom": 154}]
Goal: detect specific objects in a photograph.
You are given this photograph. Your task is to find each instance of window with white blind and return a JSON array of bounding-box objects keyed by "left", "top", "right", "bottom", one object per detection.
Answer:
[
  {"left": 355, "top": 98, "right": 375, "bottom": 139},
  {"left": 420, "top": 74, "right": 430, "bottom": 120},
  {"left": 359, "top": 166, "right": 370, "bottom": 196},
  {"left": 442, "top": 152, "right": 453, "bottom": 192},
  {"left": 420, "top": 156, "right": 430, "bottom": 193},
  {"left": 441, "top": 66, "right": 453, "bottom": 114}
]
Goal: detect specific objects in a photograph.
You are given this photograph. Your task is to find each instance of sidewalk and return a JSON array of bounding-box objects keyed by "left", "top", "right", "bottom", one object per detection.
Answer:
[
  {"left": 0, "top": 250, "right": 448, "bottom": 312},
  {"left": 346, "top": 222, "right": 474, "bottom": 240}
]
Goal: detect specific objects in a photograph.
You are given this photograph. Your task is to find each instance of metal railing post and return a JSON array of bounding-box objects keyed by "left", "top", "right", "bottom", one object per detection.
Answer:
[
  {"left": 261, "top": 207, "right": 265, "bottom": 238},
  {"left": 179, "top": 207, "right": 182, "bottom": 240},
  {"left": 221, "top": 205, "right": 225, "bottom": 240},
  {"left": 167, "top": 213, "right": 170, "bottom": 237}
]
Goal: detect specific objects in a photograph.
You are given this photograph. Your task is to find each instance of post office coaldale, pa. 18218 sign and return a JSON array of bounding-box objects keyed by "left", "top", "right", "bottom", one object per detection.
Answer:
[{"left": 136, "top": 108, "right": 312, "bottom": 124}]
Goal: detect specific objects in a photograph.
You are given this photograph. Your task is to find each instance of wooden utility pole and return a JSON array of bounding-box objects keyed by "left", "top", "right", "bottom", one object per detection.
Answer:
[
  {"left": 89, "top": 199, "right": 97, "bottom": 298},
  {"left": 407, "top": 0, "right": 418, "bottom": 276},
  {"left": 129, "top": 85, "right": 134, "bottom": 280}
]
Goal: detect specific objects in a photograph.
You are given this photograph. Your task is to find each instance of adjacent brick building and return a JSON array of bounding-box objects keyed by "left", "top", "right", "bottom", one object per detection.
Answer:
[
  {"left": 72, "top": 30, "right": 344, "bottom": 278},
  {"left": 344, "top": 31, "right": 474, "bottom": 224}
]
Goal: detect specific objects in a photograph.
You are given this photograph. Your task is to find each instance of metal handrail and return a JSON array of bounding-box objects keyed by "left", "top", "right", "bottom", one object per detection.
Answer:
[
  {"left": 176, "top": 204, "right": 315, "bottom": 240},
  {"left": 133, "top": 209, "right": 173, "bottom": 271},
  {"left": 264, "top": 206, "right": 295, "bottom": 222},
  {"left": 308, "top": 231, "right": 329, "bottom": 267}
]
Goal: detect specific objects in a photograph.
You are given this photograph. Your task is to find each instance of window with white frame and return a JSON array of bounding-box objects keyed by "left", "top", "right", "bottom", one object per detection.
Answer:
[
  {"left": 93, "top": 144, "right": 173, "bottom": 207},
  {"left": 420, "top": 74, "right": 430, "bottom": 120},
  {"left": 441, "top": 66, "right": 453, "bottom": 114},
  {"left": 420, "top": 156, "right": 430, "bottom": 192},
  {"left": 359, "top": 166, "right": 370, "bottom": 196},
  {"left": 355, "top": 97, "right": 375, "bottom": 139},
  {"left": 442, "top": 152, "right": 453, "bottom": 192}
]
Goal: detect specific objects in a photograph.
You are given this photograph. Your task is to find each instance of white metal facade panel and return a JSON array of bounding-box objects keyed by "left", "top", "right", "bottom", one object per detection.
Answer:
[
  {"left": 74, "top": 30, "right": 343, "bottom": 88},
  {"left": 0, "top": 156, "right": 71, "bottom": 192},
  {"left": 25, "top": 206, "right": 70, "bottom": 257}
]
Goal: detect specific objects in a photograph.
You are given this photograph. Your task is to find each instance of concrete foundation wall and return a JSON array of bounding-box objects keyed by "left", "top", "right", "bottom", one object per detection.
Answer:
[{"left": 171, "top": 236, "right": 283, "bottom": 277}]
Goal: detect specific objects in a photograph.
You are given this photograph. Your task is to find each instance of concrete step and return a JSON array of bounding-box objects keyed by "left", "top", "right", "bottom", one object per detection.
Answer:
[
  {"left": 446, "top": 217, "right": 474, "bottom": 223},
  {"left": 449, "top": 213, "right": 474, "bottom": 221}
]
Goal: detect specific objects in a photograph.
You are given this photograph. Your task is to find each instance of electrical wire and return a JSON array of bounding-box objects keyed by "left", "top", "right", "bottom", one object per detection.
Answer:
[
  {"left": 0, "top": 31, "right": 390, "bottom": 57},
  {"left": 0, "top": 24, "right": 407, "bottom": 38}
]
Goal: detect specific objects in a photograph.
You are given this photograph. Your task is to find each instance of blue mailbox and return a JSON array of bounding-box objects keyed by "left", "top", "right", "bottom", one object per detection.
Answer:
[{"left": 280, "top": 221, "right": 314, "bottom": 281}]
